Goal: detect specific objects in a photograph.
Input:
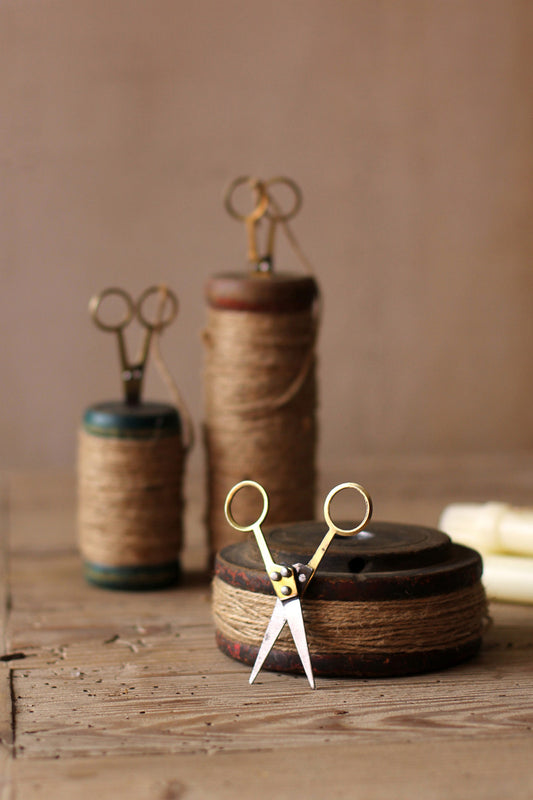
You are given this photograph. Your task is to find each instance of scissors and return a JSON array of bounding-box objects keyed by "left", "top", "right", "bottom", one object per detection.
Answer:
[
  {"left": 89, "top": 286, "right": 178, "bottom": 405},
  {"left": 224, "top": 480, "right": 373, "bottom": 688},
  {"left": 224, "top": 176, "right": 302, "bottom": 272}
]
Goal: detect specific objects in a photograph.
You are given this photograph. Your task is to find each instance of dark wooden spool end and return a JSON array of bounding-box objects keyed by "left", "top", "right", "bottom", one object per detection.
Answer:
[
  {"left": 83, "top": 401, "right": 181, "bottom": 440},
  {"left": 214, "top": 520, "right": 485, "bottom": 678},
  {"left": 205, "top": 272, "right": 319, "bottom": 312}
]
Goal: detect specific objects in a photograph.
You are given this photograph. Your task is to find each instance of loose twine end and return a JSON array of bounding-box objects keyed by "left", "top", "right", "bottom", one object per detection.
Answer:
[{"left": 149, "top": 285, "right": 195, "bottom": 452}]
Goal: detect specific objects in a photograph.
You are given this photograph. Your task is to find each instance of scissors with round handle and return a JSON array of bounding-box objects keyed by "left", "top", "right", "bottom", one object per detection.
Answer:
[
  {"left": 224, "top": 176, "right": 302, "bottom": 272},
  {"left": 224, "top": 480, "right": 372, "bottom": 688},
  {"left": 89, "top": 286, "right": 178, "bottom": 405}
]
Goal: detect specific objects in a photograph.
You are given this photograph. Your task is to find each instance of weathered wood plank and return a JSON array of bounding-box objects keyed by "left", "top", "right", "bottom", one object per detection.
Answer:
[
  {"left": 6, "top": 463, "right": 533, "bottom": 800},
  {"left": 9, "top": 588, "right": 533, "bottom": 760},
  {"left": 0, "top": 666, "right": 13, "bottom": 754},
  {"left": 0, "top": 477, "right": 14, "bottom": 762},
  {"left": 7, "top": 553, "right": 211, "bottom": 664},
  {"left": 12, "top": 662, "right": 533, "bottom": 759},
  {"left": 9, "top": 737, "right": 533, "bottom": 800},
  {"left": 7, "top": 544, "right": 533, "bottom": 760},
  {"left": 0, "top": 750, "right": 12, "bottom": 800},
  {"left": 0, "top": 474, "right": 9, "bottom": 655}
]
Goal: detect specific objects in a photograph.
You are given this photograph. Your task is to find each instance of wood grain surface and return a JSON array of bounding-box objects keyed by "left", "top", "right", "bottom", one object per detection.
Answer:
[{"left": 1, "top": 458, "right": 533, "bottom": 798}]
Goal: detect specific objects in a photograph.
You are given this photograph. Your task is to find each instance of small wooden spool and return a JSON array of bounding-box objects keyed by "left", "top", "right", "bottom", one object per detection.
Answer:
[
  {"left": 78, "top": 400, "right": 184, "bottom": 590},
  {"left": 213, "top": 520, "right": 486, "bottom": 677},
  {"left": 204, "top": 272, "right": 319, "bottom": 555}
]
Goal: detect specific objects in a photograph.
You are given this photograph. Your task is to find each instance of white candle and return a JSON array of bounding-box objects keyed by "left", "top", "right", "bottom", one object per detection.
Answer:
[
  {"left": 439, "top": 502, "right": 533, "bottom": 557},
  {"left": 482, "top": 554, "right": 533, "bottom": 604},
  {"left": 439, "top": 501, "right": 533, "bottom": 605}
]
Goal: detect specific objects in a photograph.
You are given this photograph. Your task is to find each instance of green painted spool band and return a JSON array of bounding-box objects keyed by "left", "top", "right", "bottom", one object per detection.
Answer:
[
  {"left": 83, "top": 559, "right": 181, "bottom": 590},
  {"left": 83, "top": 401, "right": 181, "bottom": 439}
]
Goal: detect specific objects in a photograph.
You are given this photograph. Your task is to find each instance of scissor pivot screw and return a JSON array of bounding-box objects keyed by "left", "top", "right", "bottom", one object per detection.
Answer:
[
  {"left": 280, "top": 566, "right": 291, "bottom": 578},
  {"left": 270, "top": 571, "right": 282, "bottom": 582},
  {"left": 280, "top": 586, "right": 292, "bottom": 596}
]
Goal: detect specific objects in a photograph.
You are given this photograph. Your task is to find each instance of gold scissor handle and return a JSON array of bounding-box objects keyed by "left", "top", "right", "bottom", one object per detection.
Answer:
[
  {"left": 307, "top": 483, "right": 373, "bottom": 575},
  {"left": 136, "top": 285, "right": 178, "bottom": 332},
  {"left": 263, "top": 176, "right": 302, "bottom": 222},
  {"left": 89, "top": 288, "right": 136, "bottom": 397},
  {"left": 224, "top": 176, "right": 302, "bottom": 272},
  {"left": 89, "top": 285, "right": 179, "bottom": 405},
  {"left": 224, "top": 479, "right": 269, "bottom": 533},
  {"left": 89, "top": 287, "right": 134, "bottom": 333},
  {"left": 224, "top": 481, "right": 299, "bottom": 600},
  {"left": 224, "top": 177, "right": 269, "bottom": 223},
  {"left": 323, "top": 482, "right": 372, "bottom": 536}
]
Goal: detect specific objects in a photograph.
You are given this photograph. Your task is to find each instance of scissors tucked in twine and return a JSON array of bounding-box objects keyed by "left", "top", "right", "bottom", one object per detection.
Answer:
[
  {"left": 224, "top": 480, "right": 373, "bottom": 688},
  {"left": 224, "top": 176, "right": 310, "bottom": 273}
]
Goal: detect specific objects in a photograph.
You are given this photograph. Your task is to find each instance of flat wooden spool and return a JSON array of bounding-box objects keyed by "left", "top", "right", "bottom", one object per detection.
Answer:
[{"left": 214, "top": 520, "right": 485, "bottom": 678}]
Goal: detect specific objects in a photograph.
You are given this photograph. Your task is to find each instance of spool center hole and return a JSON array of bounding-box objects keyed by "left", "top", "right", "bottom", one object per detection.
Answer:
[{"left": 348, "top": 557, "right": 366, "bottom": 574}]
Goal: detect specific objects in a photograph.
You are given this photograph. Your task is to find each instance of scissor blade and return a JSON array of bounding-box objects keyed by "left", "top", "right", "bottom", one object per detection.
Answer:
[
  {"left": 249, "top": 599, "right": 287, "bottom": 685},
  {"left": 284, "top": 597, "right": 315, "bottom": 689}
]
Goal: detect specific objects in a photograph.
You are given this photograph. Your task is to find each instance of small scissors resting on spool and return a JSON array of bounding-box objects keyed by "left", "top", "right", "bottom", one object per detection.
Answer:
[
  {"left": 89, "top": 286, "right": 178, "bottom": 405},
  {"left": 224, "top": 480, "right": 373, "bottom": 688},
  {"left": 224, "top": 176, "right": 302, "bottom": 272}
]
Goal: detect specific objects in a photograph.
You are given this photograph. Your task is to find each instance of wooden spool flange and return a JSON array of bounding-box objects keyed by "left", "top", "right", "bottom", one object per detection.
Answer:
[{"left": 205, "top": 272, "right": 318, "bottom": 313}]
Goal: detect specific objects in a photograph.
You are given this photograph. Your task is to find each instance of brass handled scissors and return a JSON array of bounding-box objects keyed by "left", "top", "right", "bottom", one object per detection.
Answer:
[
  {"left": 224, "top": 176, "right": 302, "bottom": 272},
  {"left": 224, "top": 480, "right": 372, "bottom": 688},
  {"left": 89, "top": 286, "right": 178, "bottom": 405}
]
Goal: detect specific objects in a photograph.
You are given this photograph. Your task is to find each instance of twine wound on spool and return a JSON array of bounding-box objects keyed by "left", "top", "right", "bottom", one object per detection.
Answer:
[
  {"left": 212, "top": 577, "right": 488, "bottom": 657},
  {"left": 204, "top": 304, "right": 318, "bottom": 553},
  {"left": 78, "top": 432, "right": 185, "bottom": 568}
]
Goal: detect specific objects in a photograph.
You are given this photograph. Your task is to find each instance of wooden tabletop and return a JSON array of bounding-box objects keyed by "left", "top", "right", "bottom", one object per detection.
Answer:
[{"left": 1, "top": 457, "right": 533, "bottom": 799}]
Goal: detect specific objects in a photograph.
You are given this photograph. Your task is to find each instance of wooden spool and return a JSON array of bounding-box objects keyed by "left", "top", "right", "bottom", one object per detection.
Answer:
[
  {"left": 213, "top": 520, "right": 486, "bottom": 677},
  {"left": 204, "top": 271, "right": 320, "bottom": 555},
  {"left": 78, "top": 400, "right": 184, "bottom": 590}
]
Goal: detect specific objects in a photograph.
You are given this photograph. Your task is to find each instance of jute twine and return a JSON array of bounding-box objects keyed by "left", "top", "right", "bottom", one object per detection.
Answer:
[
  {"left": 78, "top": 431, "right": 185, "bottom": 567},
  {"left": 212, "top": 577, "right": 488, "bottom": 655},
  {"left": 203, "top": 306, "right": 318, "bottom": 554}
]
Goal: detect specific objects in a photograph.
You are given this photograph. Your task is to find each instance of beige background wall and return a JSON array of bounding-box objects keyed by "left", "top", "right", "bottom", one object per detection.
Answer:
[{"left": 2, "top": 0, "right": 533, "bottom": 473}]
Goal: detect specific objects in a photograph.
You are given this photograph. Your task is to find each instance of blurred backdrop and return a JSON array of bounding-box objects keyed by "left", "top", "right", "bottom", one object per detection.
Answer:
[{"left": 2, "top": 0, "right": 533, "bottom": 474}]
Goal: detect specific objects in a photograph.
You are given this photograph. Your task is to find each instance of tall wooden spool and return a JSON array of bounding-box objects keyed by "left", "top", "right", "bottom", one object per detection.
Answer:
[
  {"left": 204, "top": 177, "right": 320, "bottom": 557},
  {"left": 213, "top": 520, "right": 487, "bottom": 677},
  {"left": 204, "top": 272, "right": 319, "bottom": 556}
]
